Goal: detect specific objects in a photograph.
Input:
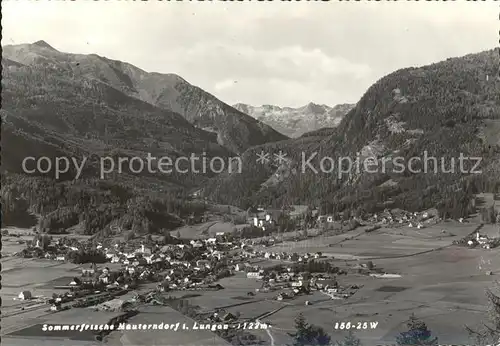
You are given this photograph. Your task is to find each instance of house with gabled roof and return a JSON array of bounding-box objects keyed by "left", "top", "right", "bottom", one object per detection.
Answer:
[
  {"left": 18, "top": 290, "right": 32, "bottom": 300},
  {"left": 317, "top": 215, "right": 335, "bottom": 224},
  {"left": 99, "top": 273, "right": 109, "bottom": 284},
  {"left": 247, "top": 207, "right": 283, "bottom": 229},
  {"left": 82, "top": 263, "right": 96, "bottom": 276}
]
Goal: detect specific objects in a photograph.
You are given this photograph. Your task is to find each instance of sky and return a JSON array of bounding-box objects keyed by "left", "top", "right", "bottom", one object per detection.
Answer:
[{"left": 2, "top": 1, "right": 498, "bottom": 107}]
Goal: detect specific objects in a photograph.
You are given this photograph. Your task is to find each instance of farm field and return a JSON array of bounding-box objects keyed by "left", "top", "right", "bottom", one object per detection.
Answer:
[
  {"left": 1, "top": 238, "right": 90, "bottom": 338},
  {"left": 259, "top": 221, "right": 479, "bottom": 259},
  {"left": 103, "top": 305, "right": 232, "bottom": 346},
  {"left": 170, "top": 221, "right": 238, "bottom": 239},
  {"left": 3, "top": 309, "right": 126, "bottom": 346},
  {"left": 1, "top": 228, "right": 92, "bottom": 258},
  {"left": 2, "top": 258, "right": 81, "bottom": 305}
]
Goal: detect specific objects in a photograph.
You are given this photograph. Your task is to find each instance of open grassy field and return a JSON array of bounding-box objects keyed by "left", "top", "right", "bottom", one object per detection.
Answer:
[
  {"left": 1, "top": 257, "right": 81, "bottom": 311},
  {"left": 1, "top": 227, "right": 92, "bottom": 258},
  {"left": 1, "top": 337, "right": 99, "bottom": 346},
  {"left": 2, "top": 309, "right": 129, "bottom": 346},
  {"left": 103, "top": 305, "right": 232, "bottom": 346},
  {"left": 170, "top": 221, "right": 238, "bottom": 239},
  {"left": 262, "top": 220, "right": 500, "bottom": 345},
  {"left": 259, "top": 221, "right": 478, "bottom": 259},
  {"left": 1, "top": 237, "right": 94, "bottom": 339}
]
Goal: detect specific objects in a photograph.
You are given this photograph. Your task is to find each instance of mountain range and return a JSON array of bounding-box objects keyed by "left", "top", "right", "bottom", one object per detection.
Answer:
[
  {"left": 2, "top": 40, "right": 286, "bottom": 159},
  {"left": 1, "top": 40, "right": 287, "bottom": 234},
  {"left": 2, "top": 41, "right": 499, "bottom": 235},
  {"left": 205, "top": 49, "right": 500, "bottom": 215},
  {"left": 233, "top": 102, "right": 355, "bottom": 138}
]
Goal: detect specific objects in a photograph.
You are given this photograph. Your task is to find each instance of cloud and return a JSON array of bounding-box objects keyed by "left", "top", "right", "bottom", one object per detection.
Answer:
[
  {"left": 2, "top": 1, "right": 497, "bottom": 107},
  {"left": 214, "top": 79, "right": 237, "bottom": 91},
  {"left": 178, "top": 44, "right": 374, "bottom": 106},
  {"left": 177, "top": 44, "right": 372, "bottom": 83}
]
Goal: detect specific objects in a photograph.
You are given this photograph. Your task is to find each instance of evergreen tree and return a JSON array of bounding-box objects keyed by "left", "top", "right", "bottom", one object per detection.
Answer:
[
  {"left": 342, "top": 210, "right": 350, "bottom": 221},
  {"left": 466, "top": 287, "right": 500, "bottom": 345},
  {"left": 396, "top": 314, "right": 438, "bottom": 346},
  {"left": 336, "top": 331, "right": 362, "bottom": 346},
  {"left": 305, "top": 207, "right": 314, "bottom": 227},
  {"left": 291, "top": 313, "right": 331, "bottom": 346},
  {"left": 308, "top": 325, "right": 331, "bottom": 346},
  {"left": 292, "top": 313, "right": 310, "bottom": 346}
]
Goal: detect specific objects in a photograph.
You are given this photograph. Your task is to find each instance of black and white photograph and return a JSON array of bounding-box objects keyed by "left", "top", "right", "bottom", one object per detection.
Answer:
[{"left": 1, "top": 1, "right": 500, "bottom": 346}]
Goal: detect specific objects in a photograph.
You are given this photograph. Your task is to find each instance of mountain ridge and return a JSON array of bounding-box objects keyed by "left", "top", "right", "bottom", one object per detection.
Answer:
[
  {"left": 1, "top": 42, "right": 238, "bottom": 188},
  {"left": 233, "top": 102, "right": 355, "bottom": 138},
  {"left": 1, "top": 41, "right": 257, "bottom": 236},
  {"left": 207, "top": 49, "right": 500, "bottom": 216},
  {"left": 3, "top": 41, "right": 288, "bottom": 154}
]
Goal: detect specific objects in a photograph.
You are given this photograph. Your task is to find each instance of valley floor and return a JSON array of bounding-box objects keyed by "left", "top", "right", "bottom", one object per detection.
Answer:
[{"left": 2, "top": 220, "right": 499, "bottom": 346}]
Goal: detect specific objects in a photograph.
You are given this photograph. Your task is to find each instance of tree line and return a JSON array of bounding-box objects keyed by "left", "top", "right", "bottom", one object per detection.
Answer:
[{"left": 1, "top": 173, "right": 206, "bottom": 236}]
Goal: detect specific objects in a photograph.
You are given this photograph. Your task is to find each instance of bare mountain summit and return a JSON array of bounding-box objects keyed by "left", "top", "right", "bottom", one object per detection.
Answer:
[{"left": 233, "top": 102, "right": 355, "bottom": 138}]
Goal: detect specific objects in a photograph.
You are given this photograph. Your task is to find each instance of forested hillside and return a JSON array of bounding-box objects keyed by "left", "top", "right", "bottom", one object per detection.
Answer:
[
  {"left": 205, "top": 49, "right": 500, "bottom": 218},
  {"left": 1, "top": 43, "right": 235, "bottom": 234},
  {"left": 3, "top": 41, "right": 287, "bottom": 154},
  {"left": 1, "top": 173, "right": 199, "bottom": 237}
]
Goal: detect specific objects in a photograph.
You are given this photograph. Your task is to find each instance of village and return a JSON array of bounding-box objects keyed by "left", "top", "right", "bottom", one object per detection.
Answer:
[
  {"left": 9, "top": 223, "right": 363, "bottom": 309},
  {"left": 2, "top": 197, "right": 500, "bottom": 345}
]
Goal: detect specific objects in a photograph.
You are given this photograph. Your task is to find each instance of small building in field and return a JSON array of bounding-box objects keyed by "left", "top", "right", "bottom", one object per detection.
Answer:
[
  {"left": 247, "top": 271, "right": 263, "bottom": 279},
  {"left": 18, "top": 291, "right": 32, "bottom": 300},
  {"left": 247, "top": 208, "right": 282, "bottom": 229},
  {"left": 317, "top": 215, "right": 335, "bottom": 224},
  {"left": 81, "top": 264, "right": 96, "bottom": 276}
]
